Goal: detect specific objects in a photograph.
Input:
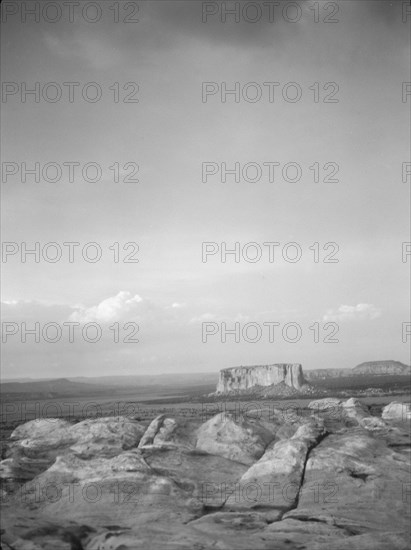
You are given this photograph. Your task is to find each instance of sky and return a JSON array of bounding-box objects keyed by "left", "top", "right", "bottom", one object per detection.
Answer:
[{"left": 1, "top": 0, "right": 410, "bottom": 379}]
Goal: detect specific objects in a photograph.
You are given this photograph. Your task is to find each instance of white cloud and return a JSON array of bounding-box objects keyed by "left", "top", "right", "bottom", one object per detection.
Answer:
[
  {"left": 323, "top": 303, "right": 382, "bottom": 322},
  {"left": 189, "top": 312, "right": 217, "bottom": 324},
  {"left": 69, "top": 291, "right": 143, "bottom": 323}
]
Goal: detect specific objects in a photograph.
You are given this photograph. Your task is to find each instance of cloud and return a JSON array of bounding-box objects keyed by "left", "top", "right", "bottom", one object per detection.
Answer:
[
  {"left": 69, "top": 291, "right": 144, "bottom": 323},
  {"left": 323, "top": 303, "right": 382, "bottom": 322},
  {"left": 43, "top": 30, "right": 125, "bottom": 69},
  {"left": 2, "top": 293, "right": 191, "bottom": 328},
  {"left": 189, "top": 312, "right": 217, "bottom": 324}
]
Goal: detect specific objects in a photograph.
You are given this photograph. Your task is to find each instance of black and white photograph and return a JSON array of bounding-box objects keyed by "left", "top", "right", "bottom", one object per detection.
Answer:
[{"left": 1, "top": 1, "right": 410, "bottom": 548}]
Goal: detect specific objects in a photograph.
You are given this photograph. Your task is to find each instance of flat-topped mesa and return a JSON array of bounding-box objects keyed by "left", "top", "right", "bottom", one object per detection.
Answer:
[{"left": 216, "top": 363, "right": 305, "bottom": 393}]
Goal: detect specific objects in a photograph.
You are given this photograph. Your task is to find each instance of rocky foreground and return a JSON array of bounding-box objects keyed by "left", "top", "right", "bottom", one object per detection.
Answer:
[{"left": 0, "top": 399, "right": 410, "bottom": 549}]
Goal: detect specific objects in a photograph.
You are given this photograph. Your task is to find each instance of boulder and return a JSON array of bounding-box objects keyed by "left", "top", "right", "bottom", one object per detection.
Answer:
[
  {"left": 10, "top": 419, "right": 72, "bottom": 442},
  {"left": 309, "top": 398, "right": 390, "bottom": 433},
  {"left": 308, "top": 398, "right": 342, "bottom": 413},
  {"left": 68, "top": 416, "right": 146, "bottom": 458},
  {"left": 382, "top": 402, "right": 411, "bottom": 422},
  {"left": 138, "top": 414, "right": 166, "bottom": 447},
  {"left": 2, "top": 416, "right": 146, "bottom": 481},
  {"left": 195, "top": 412, "right": 274, "bottom": 465}
]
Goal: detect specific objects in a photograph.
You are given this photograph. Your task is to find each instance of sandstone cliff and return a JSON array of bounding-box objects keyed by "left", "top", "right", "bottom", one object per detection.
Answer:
[{"left": 216, "top": 363, "right": 305, "bottom": 393}]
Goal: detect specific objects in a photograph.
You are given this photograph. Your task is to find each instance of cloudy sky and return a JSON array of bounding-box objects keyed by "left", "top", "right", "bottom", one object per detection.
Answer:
[{"left": 1, "top": 0, "right": 410, "bottom": 379}]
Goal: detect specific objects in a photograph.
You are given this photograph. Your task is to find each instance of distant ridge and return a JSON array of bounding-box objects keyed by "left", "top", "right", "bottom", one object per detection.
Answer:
[
  {"left": 305, "top": 360, "right": 410, "bottom": 380},
  {"left": 305, "top": 368, "right": 352, "bottom": 380},
  {"left": 353, "top": 360, "right": 411, "bottom": 376}
]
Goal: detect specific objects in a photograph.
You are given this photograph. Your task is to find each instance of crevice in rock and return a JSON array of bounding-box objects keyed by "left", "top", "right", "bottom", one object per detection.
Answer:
[
  {"left": 347, "top": 470, "right": 369, "bottom": 482},
  {"left": 60, "top": 531, "right": 86, "bottom": 550},
  {"left": 281, "top": 431, "right": 330, "bottom": 518},
  {"left": 286, "top": 515, "right": 330, "bottom": 524},
  {"left": 183, "top": 504, "right": 225, "bottom": 524},
  {"left": 102, "top": 525, "right": 131, "bottom": 531},
  {"left": 332, "top": 523, "right": 363, "bottom": 536},
  {"left": 216, "top": 430, "right": 330, "bottom": 524},
  {"left": 281, "top": 515, "right": 359, "bottom": 537}
]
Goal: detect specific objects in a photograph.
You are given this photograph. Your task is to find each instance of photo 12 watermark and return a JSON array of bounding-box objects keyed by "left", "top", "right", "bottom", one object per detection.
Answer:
[
  {"left": 1, "top": 2, "right": 140, "bottom": 24},
  {"left": 202, "top": 161, "right": 340, "bottom": 184},
  {"left": 2, "top": 161, "right": 140, "bottom": 184},
  {"left": 1, "top": 479, "right": 147, "bottom": 506},
  {"left": 200, "top": 479, "right": 339, "bottom": 506},
  {"left": 202, "top": 81, "right": 340, "bottom": 103},
  {"left": 402, "top": 242, "right": 411, "bottom": 263},
  {"left": 402, "top": 322, "right": 411, "bottom": 344},
  {"left": 1, "top": 321, "right": 140, "bottom": 344},
  {"left": 201, "top": 1, "right": 341, "bottom": 24},
  {"left": 402, "top": 82, "right": 411, "bottom": 103},
  {"left": 1, "top": 242, "right": 140, "bottom": 263},
  {"left": 0, "top": 400, "right": 142, "bottom": 424},
  {"left": 202, "top": 241, "right": 340, "bottom": 263},
  {"left": 202, "top": 321, "right": 339, "bottom": 343},
  {"left": 1, "top": 82, "right": 140, "bottom": 103},
  {"left": 402, "top": 162, "right": 411, "bottom": 183}
]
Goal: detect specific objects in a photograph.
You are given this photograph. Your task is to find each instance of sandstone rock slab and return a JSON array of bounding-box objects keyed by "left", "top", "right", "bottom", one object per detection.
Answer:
[{"left": 224, "top": 420, "right": 325, "bottom": 511}]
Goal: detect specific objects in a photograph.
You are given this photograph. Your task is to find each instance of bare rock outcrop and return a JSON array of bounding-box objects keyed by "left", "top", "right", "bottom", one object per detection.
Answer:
[
  {"left": 1, "top": 398, "right": 410, "bottom": 550},
  {"left": 224, "top": 419, "right": 326, "bottom": 512},
  {"left": 284, "top": 430, "right": 411, "bottom": 542},
  {"left": 1, "top": 416, "right": 146, "bottom": 482}
]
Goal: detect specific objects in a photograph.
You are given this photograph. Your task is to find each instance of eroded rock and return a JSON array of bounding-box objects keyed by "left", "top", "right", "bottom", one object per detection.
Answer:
[
  {"left": 1, "top": 416, "right": 146, "bottom": 482},
  {"left": 224, "top": 420, "right": 325, "bottom": 511},
  {"left": 1, "top": 398, "right": 410, "bottom": 550},
  {"left": 284, "top": 430, "right": 411, "bottom": 536},
  {"left": 195, "top": 412, "right": 274, "bottom": 465},
  {"left": 308, "top": 397, "right": 342, "bottom": 412}
]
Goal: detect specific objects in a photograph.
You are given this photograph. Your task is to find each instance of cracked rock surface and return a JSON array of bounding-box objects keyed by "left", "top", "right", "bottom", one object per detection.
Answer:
[{"left": 0, "top": 399, "right": 410, "bottom": 549}]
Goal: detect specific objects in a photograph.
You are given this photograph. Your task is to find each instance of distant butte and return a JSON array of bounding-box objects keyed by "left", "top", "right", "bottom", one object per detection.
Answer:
[{"left": 216, "top": 363, "right": 306, "bottom": 393}]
